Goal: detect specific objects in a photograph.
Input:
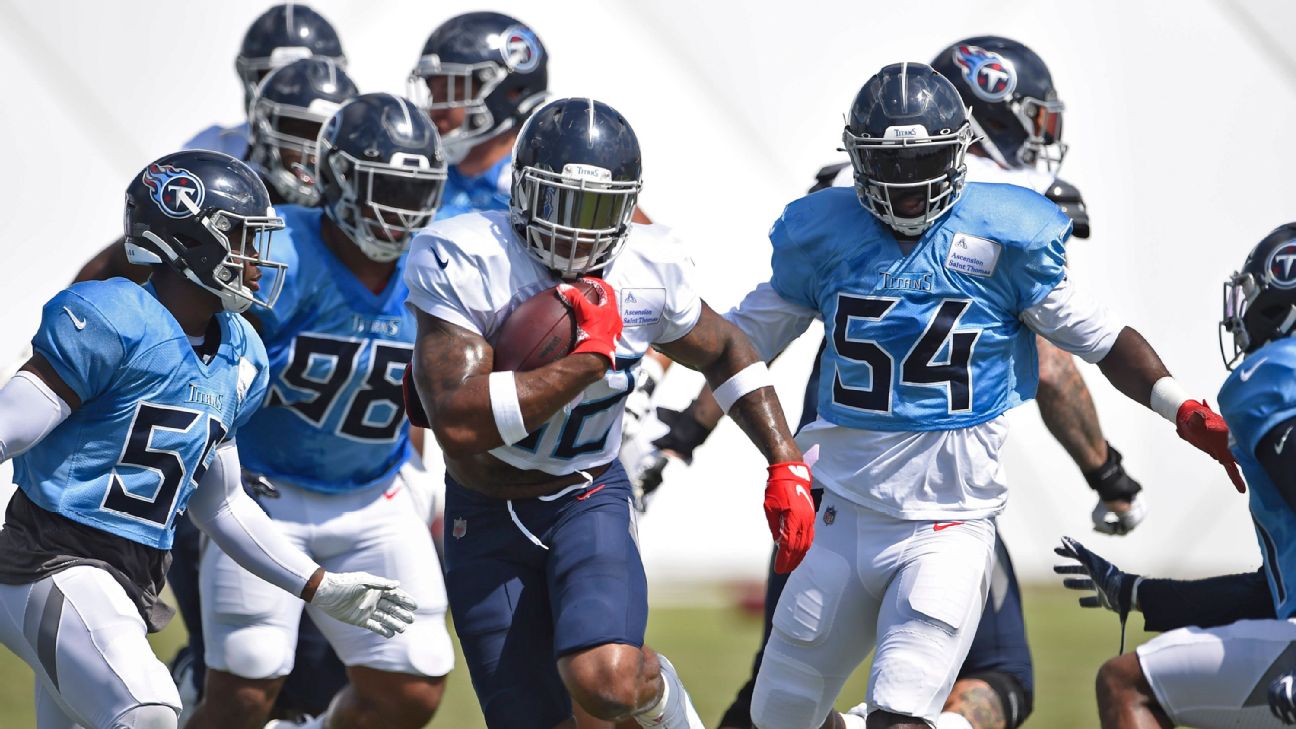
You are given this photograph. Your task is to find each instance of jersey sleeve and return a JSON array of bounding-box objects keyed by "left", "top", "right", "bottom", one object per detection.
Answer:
[
  {"left": 768, "top": 204, "right": 821, "bottom": 310},
  {"left": 1219, "top": 350, "right": 1296, "bottom": 458},
  {"left": 1019, "top": 276, "right": 1124, "bottom": 363},
  {"left": 1003, "top": 197, "right": 1072, "bottom": 311},
  {"left": 724, "top": 282, "right": 819, "bottom": 362},
  {"left": 30, "top": 289, "right": 126, "bottom": 404},
  {"left": 650, "top": 231, "right": 703, "bottom": 344},
  {"left": 403, "top": 231, "right": 490, "bottom": 335}
]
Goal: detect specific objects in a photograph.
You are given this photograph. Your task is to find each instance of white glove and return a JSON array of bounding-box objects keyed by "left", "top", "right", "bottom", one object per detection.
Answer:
[
  {"left": 310, "top": 571, "right": 417, "bottom": 638},
  {"left": 1091, "top": 492, "right": 1148, "bottom": 536},
  {"left": 620, "top": 355, "right": 666, "bottom": 447}
]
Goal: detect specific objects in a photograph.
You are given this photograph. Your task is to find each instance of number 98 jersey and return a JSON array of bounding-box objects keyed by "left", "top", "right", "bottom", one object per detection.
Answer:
[
  {"left": 771, "top": 183, "right": 1071, "bottom": 431},
  {"left": 236, "top": 205, "right": 416, "bottom": 493},
  {"left": 14, "top": 280, "right": 269, "bottom": 549}
]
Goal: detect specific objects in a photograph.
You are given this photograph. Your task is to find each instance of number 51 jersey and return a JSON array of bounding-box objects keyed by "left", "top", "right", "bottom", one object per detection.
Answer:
[
  {"left": 772, "top": 183, "right": 1072, "bottom": 431},
  {"left": 237, "top": 205, "right": 416, "bottom": 493},
  {"left": 14, "top": 279, "right": 269, "bottom": 549}
]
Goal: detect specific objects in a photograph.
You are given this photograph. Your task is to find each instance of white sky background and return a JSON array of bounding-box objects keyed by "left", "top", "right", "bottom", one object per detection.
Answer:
[{"left": 0, "top": 0, "right": 1294, "bottom": 584}]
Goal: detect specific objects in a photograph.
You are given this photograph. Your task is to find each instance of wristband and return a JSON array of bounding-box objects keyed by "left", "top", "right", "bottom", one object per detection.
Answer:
[
  {"left": 713, "top": 362, "right": 772, "bottom": 413},
  {"left": 1083, "top": 442, "right": 1141, "bottom": 501},
  {"left": 1149, "top": 376, "right": 1191, "bottom": 423},
  {"left": 489, "top": 371, "right": 529, "bottom": 445}
]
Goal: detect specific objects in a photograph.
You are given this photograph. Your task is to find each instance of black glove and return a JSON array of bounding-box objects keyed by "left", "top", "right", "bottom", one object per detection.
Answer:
[
  {"left": 1054, "top": 536, "right": 1140, "bottom": 652},
  {"left": 650, "top": 407, "right": 713, "bottom": 464},
  {"left": 1272, "top": 673, "right": 1296, "bottom": 725}
]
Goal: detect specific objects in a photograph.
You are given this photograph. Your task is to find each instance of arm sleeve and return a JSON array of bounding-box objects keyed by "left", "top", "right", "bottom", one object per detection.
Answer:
[
  {"left": 186, "top": 441, "right": 319, "bottom": 596},
  {"left": 0, "top": 372, "right": 70, "bottom": 461},
  {"left": 1257, "top": 415, "right": 1296, "bottom": 514},
  {"left": 722, "top": 282, "right": 818, "bottom": 362},
  {"left": 1139, "top": 568, "right": 1275, "bottom": 632},
  {"left": 31, "top": 290, "right": 125, "bottom": 404},
  {"left": 1020, "top": 276, "right": 1125, "bottom": 363}
]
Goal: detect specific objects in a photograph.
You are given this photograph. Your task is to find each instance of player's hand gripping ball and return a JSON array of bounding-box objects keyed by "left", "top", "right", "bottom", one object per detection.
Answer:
[{"left": 491, "top": 278, "right": 621, "bottom": 371}]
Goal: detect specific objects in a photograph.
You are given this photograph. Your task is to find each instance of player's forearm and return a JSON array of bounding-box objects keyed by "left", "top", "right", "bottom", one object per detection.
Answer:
[
  {"left": 1036, "top": 337, "right": 1107, "bottom": 472},
  {"left": 1097, "top": 327, "right": 1172, "bottom": 409},
  {"left": 1138, "top": 569, "right": 1274, "bottom": 632},
  {"left": 423, "top": 353, "right": 607, "bottom": 457},
  {"left": 697, "top": 329, "right": 799, "bottom": 465}
]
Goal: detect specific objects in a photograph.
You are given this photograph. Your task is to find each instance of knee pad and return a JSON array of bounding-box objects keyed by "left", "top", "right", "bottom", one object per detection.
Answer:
[
  {"left": 211, "top": 624, "right": 295, "bottom": 679},
  {"left": 750, "top": 650, "right": 831, "bottom": 729},
  {"left": 961, "top": 670, "right": 1033, "bottom": 729},
  {"left": 111, "top": 703, "right": 178, "bottom": 729}
]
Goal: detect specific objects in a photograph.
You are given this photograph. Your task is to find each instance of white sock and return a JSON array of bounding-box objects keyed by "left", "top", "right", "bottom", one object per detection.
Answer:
[
  {"left": 935, "top": 711, "right": 975, "bottom": 729},
  {"left": 633, "top": 654, "right": 703, "bottom": 728},
  {"left": 839, "top": 710, "right": 868, "bottom": 729}
]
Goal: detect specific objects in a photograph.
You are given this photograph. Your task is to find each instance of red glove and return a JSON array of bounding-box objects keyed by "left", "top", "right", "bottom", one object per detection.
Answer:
[
  {"left": 1176, "top": 399, "right": 1246, "bottom": 493},
  {"left": 557, "top": 277, "right": 623, "bottom": 367},
  {"left": 402, "top": 367, "right": 430, "bottom": 429},
  {"left": 764, "top": 462, "right": 817, "bottom": 574}
]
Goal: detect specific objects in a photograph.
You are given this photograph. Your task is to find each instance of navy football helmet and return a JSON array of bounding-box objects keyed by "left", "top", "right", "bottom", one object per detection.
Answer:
[
  {"left": 408, "top": 12, "right": 549, "bottom": 164},
  {"left": 843, "top": 62, "right": 974, "bottom": 237},
  {"left": 932, "top": 37, "right": 1066, "bottom": 173},
  {"left": 1221, "top": 223, "right": 1296, "bottom": 368},
  {"left": 124, "top": 151, "right": 286, "bottom": 313},
  {"left": 236, "top": 4, "right": 346, "bottom": 107},
  {"left": 317, "top": 94, "right": 447, "bottom": 262},
  {"left": 510, "top": 98, "right": 642, "bottom": 278},
  {"left": 248, "top": 58, "right": 359, "bottom": 206}
]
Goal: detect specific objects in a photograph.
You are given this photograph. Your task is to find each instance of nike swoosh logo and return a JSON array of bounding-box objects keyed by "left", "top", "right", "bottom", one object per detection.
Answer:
[
  {"left": 432, "top": 247, "right": 449, "bottom": 270},
  {"left": 795, "top": 484, "right": 813, "bottom": 506},
  {"left": 933, "top": 521, "right": 964, "bottom": 532},
  {"left": 62, "top": 306, "right": 86, "bottom": 330},
  {"left": 383, "top": 485, "right": 403, "bottom": 500},
  {"left": 1240, "top": 357, "right": 1268, "bottom": 382},
  {"left": 1278, "top": 427, "right": 1293, "bottom": 455}
]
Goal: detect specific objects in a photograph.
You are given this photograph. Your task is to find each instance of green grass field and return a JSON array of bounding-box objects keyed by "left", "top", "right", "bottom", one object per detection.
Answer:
[{"left": 0, "top": 585, "right": 1151, "bottom": 728}]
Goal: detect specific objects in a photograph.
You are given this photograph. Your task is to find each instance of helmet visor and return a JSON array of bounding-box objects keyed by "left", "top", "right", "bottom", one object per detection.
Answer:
[
  {"left": 855, "top": 144, "right": 961, "bottom": 184},
  {"left": 352, "top": 160, "right": 446, "bottom": 249},
  {"left": 514, "top": 166, "right": 641, "bottom": 277}
]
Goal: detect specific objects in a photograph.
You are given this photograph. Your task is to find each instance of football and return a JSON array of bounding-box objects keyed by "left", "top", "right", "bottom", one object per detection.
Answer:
[{"left": 491, "top": 280, "right": 601, "bottom": 371}]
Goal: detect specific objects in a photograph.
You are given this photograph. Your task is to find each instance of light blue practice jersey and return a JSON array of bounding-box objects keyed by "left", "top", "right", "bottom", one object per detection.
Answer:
[
  {"left": 434, "top": 155, "right": 511, "bottom": 221},
  {"left": 771, "top": 183, "right": 1071, "bottom": 431},
  {"left": 237, "top": 205, "right": 416, "bottom": 493},
  {"left": 182, "top": 121, "right": 250, "bottom": 160},
  {"left": 14, "top": 280, "right": 269, "bottom": 549},
  {"left": 1219, "top": 336, "right": 1296, "bottom": 619}
]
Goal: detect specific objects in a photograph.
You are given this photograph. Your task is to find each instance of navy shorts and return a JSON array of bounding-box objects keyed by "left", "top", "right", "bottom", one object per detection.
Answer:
[{"left": 443, "top": 460, "right": 648, "bottom": 729}]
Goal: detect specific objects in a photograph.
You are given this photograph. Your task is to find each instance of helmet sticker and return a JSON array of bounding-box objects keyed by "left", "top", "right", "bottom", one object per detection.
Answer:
[
  {"left": 141, "top": 164, "right": 206, "bottom": 219},
  {"left": 1266, "top": 240, "right": 1296, "bottom": 289},
  {"left": 953, "top": 45, "right": 1017, "bottom": 102},
  {"left": 501, "top": 25, "right": 542, "bottom": 73}
]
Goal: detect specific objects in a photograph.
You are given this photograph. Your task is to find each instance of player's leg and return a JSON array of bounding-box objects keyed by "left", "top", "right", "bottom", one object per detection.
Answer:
[
  {"left": 750, "top": 492, "right": 880, "bottom": 729},
  {"left": 0, "top": 566, "right": 181, "bottom": 729},
  {"left": 302, "top": 474, "right": 453, "bottom": 729},
  {"left": 548, "top": 464, "right": 701, "bottom": 727},
  {"left": 163, "top": 512, "right": 205, "bottom": 725},
  {"left": 1110, "top": 618, "right": 1296, "bottom": 728},
  {"left": 273, "top": 613, "right": 350, "bottom": 717},
  {"left": 442, "top": 476, "right": 572, "bottom": 729},
  {"left": 188, "top": 486, "right": 308, "bottom": 729},
  {"left": 940, "top": 534, "right": 1034, "bottom": 729},
  {"left": 867, "top": 518, "right": 996, "bottom": 727}
]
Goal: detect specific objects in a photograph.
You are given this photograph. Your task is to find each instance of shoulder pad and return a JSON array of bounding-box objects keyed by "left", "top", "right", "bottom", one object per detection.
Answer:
[
  {"left": 809, "top": 162, "right": 851, "bottom": 194},
  {"left": 1045, "top": 178, "right": 1090, "bottom": 239}
]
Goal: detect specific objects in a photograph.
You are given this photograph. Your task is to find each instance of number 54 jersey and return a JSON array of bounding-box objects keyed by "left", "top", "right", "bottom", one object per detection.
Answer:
[
  {"left": 237, "top": 205, "right": 417, "bottom": 493},
  {"left": 14, "top": 279, "right": 269, "bottom": 549}
]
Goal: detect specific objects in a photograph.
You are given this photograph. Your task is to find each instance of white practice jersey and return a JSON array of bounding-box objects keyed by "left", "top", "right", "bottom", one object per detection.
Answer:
[
  {"left": 829, "top": 153, "right": 1056, "bottom": 195},
  {"left": 405, "top": 210, "right": 702, "bottom": 476}
]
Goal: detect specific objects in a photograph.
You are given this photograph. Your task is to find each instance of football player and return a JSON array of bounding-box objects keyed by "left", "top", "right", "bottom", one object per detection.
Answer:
[
  {"left": 1054, "top": 223, "right": 1296, "bottom": 728},
  {"left": 0, "top": 150, "right": 413, "bottom": 729},
  {"left": 72, "top": 56, "right": 363, "bottom": 723},
  {"left": 73, "top": 3, "right": 347, "bottom": 285},
  {"left": 184, "top": 94, "right": 453, "bottom": 729},
  {"left": 628, "top": 37, "right": 1142, "bottom": 729},
  {"left": 709, "top": 62, "right": 1240, "bottom": 729},
  {"left": 403, "top": 97, "right": 816, "bottom": 729}
]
